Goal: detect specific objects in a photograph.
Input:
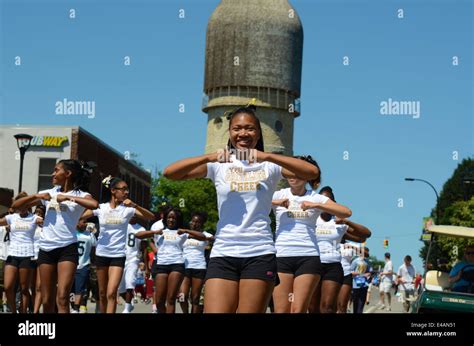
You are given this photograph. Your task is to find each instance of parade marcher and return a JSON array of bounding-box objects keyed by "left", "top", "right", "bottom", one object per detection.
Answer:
[
  {"left": 31, "top": 205, "right": 45, "bottom": 313},
  {"left": 152, "top": 208, "right": 208, "bottom": 313},
  {"left": 309, "top": 186, "right": 371, "bottom": 313},
  {"left": 0, "top": 192, "right": 41, "bottom": 313},
  {"left": 12, "top": 160, "right": 99, "bottom": 313},
  {"left": 164, "top": 107, "right": 320, "bottom": 313},
  {"left": 79, "top": 176, "right": 154, "bottom": 313},
  {"left": 378, "top": 252, "right": 393, "bottom": 311},
  {"left": 178, "top": 212, "right": 214, "bottom": 313},
  {"left": 397, "top": 255, "right": 416, "bottom": 312},
  {"left": 351, "top": 247, "right": 372, "bottom": 314},
  {"left": 71, "top": 220, "right": 97, "bottom": 313},
  {"left": 118, "top": 217, "right": 148, "bottom": 313},
  {"left": 271, "top": 156, "right": 352, "bottom": 313}
]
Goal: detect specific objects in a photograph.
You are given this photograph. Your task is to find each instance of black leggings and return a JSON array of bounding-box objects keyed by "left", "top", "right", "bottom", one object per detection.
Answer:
[{"left": 352, "top": 287, "right": 368, "bottom": 314}]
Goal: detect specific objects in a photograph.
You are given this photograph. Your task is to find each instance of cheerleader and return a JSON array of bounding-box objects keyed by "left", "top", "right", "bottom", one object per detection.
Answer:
[
  {"left": 178, "top": 212, "right": 214, "bottom": 313},
  {"left": 153, "top": 208, "right": 208, "bottom": 313},
  {"left": 272, "top": 156, "right": 352, "bottom": 313},
  {"left": 164, "top": 107, "right": 319, "bottom": 313},
  {"left": 0, "top": 192, "right": 41, "bottom": 313},
  {"left": 12, "top": 160, "right": 99, "bottom": 313},
  {"left": 309, "top": 186, "right": 371, "bottom": 313},
  {"left": 79, "top": 176, "right": 154, "bottom": 313}
]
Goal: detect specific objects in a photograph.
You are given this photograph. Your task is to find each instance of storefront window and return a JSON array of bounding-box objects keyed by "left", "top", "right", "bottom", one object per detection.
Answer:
[{"left": 38, "top": 158, "right": 57, "bottom": 191}]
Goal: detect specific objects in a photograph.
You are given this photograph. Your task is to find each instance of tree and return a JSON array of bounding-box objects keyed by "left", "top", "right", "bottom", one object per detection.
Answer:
[
  {"left": 151, "top": 171, "right": 218, "bottom": 234},
  {"left": 368, "top": 256, "right": 385, "bottom": 272},
  {"left": 419, "top": 158, "right": 474, "bottom": 268}
]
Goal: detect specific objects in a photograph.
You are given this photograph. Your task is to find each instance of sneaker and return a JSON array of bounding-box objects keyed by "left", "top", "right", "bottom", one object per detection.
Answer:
[
  {"left": 122, "top": 305, "right": 134, "bottom": 313},
  {"left": 71, "top": 309, "right": 79, "bottom": 314},
  {"left": 79, "top": 306, "right": 87, "bottom": 314},
  {"left": 133, "top": 298, "right": 138, "bottom": 305},
  {"left": 377, "top": 304, "right": 386, "bottom": 310},
  {"left": 386, "top": 306, "right": 391, "bottom": 311}
]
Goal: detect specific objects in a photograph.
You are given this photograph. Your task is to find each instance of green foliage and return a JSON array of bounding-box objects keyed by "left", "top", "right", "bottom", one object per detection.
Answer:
[
  {"left": 368, "top": 255, "right": 385, "bottom": 271},
  {"left": 151, "top": 171, "right": 218, "bottom": 234},
  {"left": 419, "top": 158, "right": 474, "bottom": 268}
]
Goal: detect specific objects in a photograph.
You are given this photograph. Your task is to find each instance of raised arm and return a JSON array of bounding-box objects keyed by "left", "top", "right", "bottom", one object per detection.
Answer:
[
  {"left": 177, "top": 228, "right": 211, "bottom": 241},
  {"left": 11, "top": 192, "right": 50, "bottom": 210},
  {"left": 56, "top": 194, "right": 99, "bottom": 210},
  {"left": 136, "top": 229, "right": 163, "bottom": 239},
  {"left": 300, "top": 199, "right": 352, "bottom": 219},
  {"left": 122, "top": 199, "right": 154, "bottom": 221},
  {"left": 344, "top": 219, "right": 371, "bottom": 238},
  {"left": 259, "top": 152, "right": 319, "bottom": 181},
  {"left": 79, "top": 209, "right": 95, "bottom": 222},
  {"left": 163, "top": 152, "right": 218, "bottom": 180}
]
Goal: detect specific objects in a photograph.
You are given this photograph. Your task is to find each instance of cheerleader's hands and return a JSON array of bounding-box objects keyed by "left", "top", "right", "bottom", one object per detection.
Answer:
[
  {"left": 122, "top": 199, "right": 137, "bottom": 208},
  {"left": 35, "top": 217, "right": 44, "bottom": 226},
  {"left": 215, "top": 148, "right": 233, "bottom": 163},
  {"left": 35, "top": 192, "right": 51, "bottom": 201},
  {"left": 56, "top": 194, "right": 70, "bottom": 203},
  {"left": 300, "top": 201, "right": 319, "bottom": 211},
  {"left": 272, "top": 198, "right": 290, "bottom": 208}
]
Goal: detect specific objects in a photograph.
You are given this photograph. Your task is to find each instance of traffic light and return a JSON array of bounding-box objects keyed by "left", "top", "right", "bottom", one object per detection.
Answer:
[{"left": 383, "top": 239, "right": 389, "bottom": 249}]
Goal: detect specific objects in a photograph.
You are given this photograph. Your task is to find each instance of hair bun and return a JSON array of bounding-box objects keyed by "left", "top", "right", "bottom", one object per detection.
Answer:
[{"left": 102, "top": 175, "right": 113, "bottom": 189}]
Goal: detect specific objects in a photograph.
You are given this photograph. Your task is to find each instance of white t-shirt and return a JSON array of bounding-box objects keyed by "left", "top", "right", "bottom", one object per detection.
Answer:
[
  {"left": 397, "top": 263, "right": 416, "bottom": 291},
  {"left": 0, "top": 226, "right": 10, "bottom": 260},
  {"left": 206, "top": 155, "right": 283, "bottom": 258},
  {"left": 77, "top": 230, "right": 97, "bottom": 269},
  {"left": 183, "top": 231, "right": 213, "bottom": 269},
  {"left": 151, "top": 219, "right": 165, "bottom": 258},
  {"left": 315, "top": 216, "right": 349, "bottom": 263},
  {"left": 5, "top": 213, "right": 38, "bottom": 257},
  {"left": 125, "top": 223, "right": 145, "bottom": 263},
  {"left": 33, "top": 227, "right": 42, "bottom": 260},
  {"left": 94, "top": 203, "right": 136, "bottom": 258},
  {"left": 273, "top": 188, "right": 328, "bottom": 257},
  {"left": 340, "top": 244, "right": 357, "bottom": 277},
  {"left": 381, "top": 260, "right": 394, "bottom": 283},
  {"left": 156, "top": 229, "right": 189, "bottom": 265},
  {"left": 39, "top": 187, "right": 91, "bottom": 251}
]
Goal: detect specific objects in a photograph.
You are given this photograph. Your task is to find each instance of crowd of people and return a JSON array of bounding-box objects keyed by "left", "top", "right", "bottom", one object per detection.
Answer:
[{"left": 0, "top": 107, "right": 445, "bottom": 314}]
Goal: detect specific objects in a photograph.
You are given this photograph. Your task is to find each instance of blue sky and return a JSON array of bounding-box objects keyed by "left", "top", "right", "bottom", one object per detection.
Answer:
[{"left": 1, "top": 0, "right": 473, "bottom": 271}]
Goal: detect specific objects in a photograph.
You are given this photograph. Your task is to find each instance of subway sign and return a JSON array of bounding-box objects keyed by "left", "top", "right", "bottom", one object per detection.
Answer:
[{"left": 30, "top": 136, "right": 69, "bottom": 147}]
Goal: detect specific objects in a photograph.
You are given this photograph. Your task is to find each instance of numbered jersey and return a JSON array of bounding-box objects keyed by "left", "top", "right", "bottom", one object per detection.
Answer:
[
  {"left": 77, "top": 230, "right": 97, "bottom": 269},
  {"left": 93, "top": 203, "right": 136, "bottom": 257},
  {"left": 0, "top": 226, "right": 10, "bottom": 260},
  {"left": 125, "top": 223, "right": 145, "bottom": 263}
]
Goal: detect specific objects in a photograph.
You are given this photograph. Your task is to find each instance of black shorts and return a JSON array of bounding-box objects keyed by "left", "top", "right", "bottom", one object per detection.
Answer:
[
  {"left": 30, "top": 260, "right": 38, "bottom": 269},
  {"left": 320, "top": 262, "right": 344, "bottom": 284},
  {"left": 276, "top": 256, "right": 321, "bottom": 277},
  {"left": 156, "top": 263, "right": 185, "bottom": 275},
  {"left": 205, "top": 254, "right": 278, "bottom": 283},
  {"left": 342, "top": 274, "right": 352, "bottom": 286},
  {"left": 95, "top": 255, "right": 126, "bottom": 268},
  {"left": 184, "top": 268, "right": 207, "bottom": 280},
  {"left": 37, "top": 243, "right": 79, "bottom": 265},
  {"left": 5, "top": 256, "right": 34, "bottom": 269}
]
